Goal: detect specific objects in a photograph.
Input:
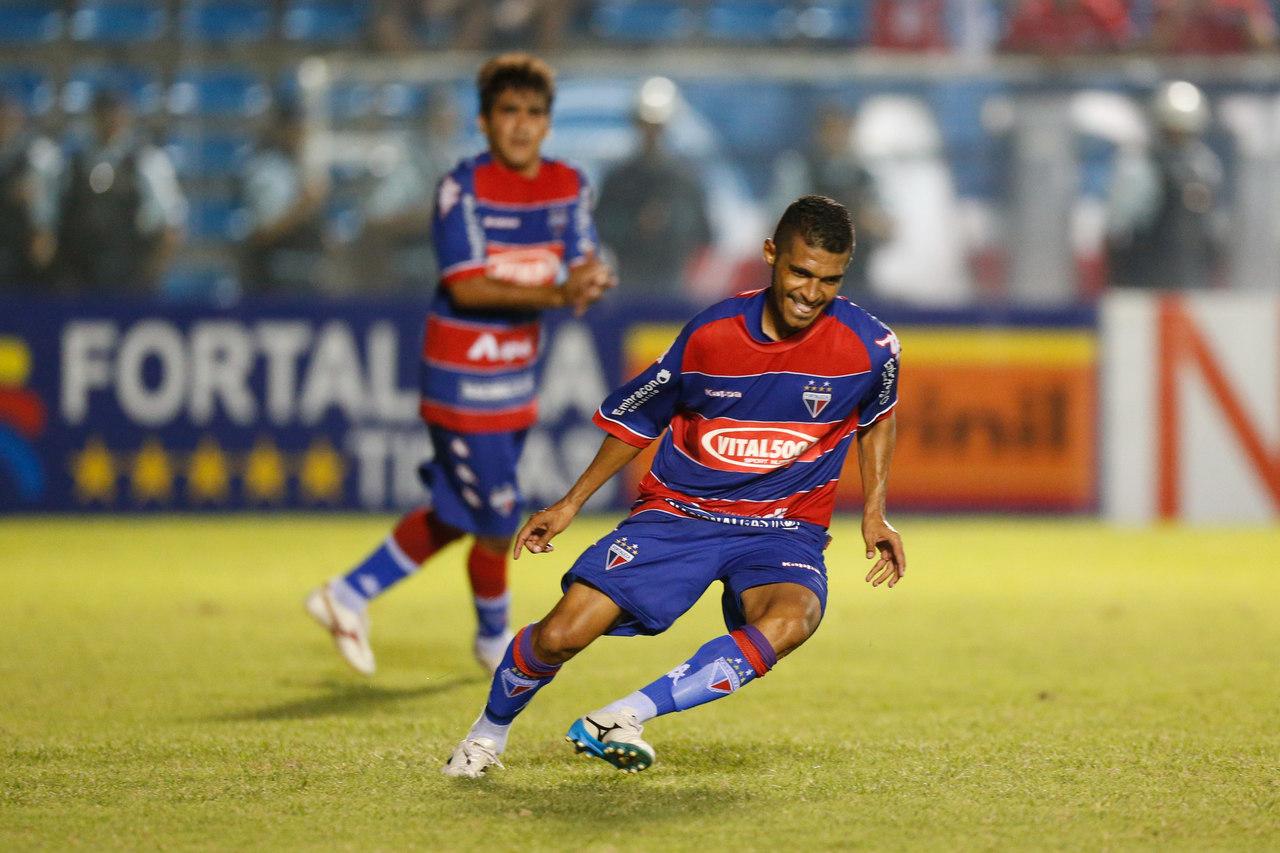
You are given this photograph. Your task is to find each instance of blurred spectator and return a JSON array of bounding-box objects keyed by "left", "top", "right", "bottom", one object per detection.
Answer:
[
  {"left": 871, "top": 0, "right": 949, "bottom": 50},
  {"left": 1151, "top": 0, "right": 1277, "bottom": 53},
  {"left": 238, "top": 101, "right": 329, "bottom": 295},
  {"left": 596, "top": 77, "right": 711, "bottom": 299},
  {"left": 1106, "top": 81, "right": 1224, "bottom": 290},
  {"left": 359, "top": 90, "right": 463, "bottom": 292},
  {"left": 55, "top": 89, "right": 185, "bottom": 295},
  {"left": 372, "top": 0, "right": 577, "bottom": 51},
  {"left": 769, "top": 104, "right": 892, "bottom": 300},
  {"left": 0, "top": 92, "right": 60, "bottom": 292},
  {"left": 1001, "top": 0, "right": 1131, "bottom": 54}
]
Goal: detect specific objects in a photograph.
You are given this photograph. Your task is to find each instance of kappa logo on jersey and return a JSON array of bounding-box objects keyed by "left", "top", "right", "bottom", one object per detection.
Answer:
[
  {"left": 437, "top": 176, "right": 461, "bottom": 216},
  {"left": 802, "top": 379, "right": 833, "bottom": 418},
  {"left": 700, "top": 426, "right": 818, "bottom": 471},
  {"left": 875, "top": 330, "right": 901, "bottom": 357},
  {"left": 605, "top": 537, "right": 640, "bottom": 570},
  {"left": 485, "top": 247, "right": 561, "bottom": 287},
  {"left": 501, "top": 667, "right": 539, "bottom": 697}
]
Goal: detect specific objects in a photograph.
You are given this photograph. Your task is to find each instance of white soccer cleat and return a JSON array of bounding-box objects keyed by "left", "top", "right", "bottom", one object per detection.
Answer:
[
  {"left": 472, "top": 629, "right": 514, "bottom": 675},
  {"left": 565, "top": 709, "right": 656, "bottom": 773},
  {"left": 441, "top": 736, "right": 504, "bottom": 778},
  {"left": 304, "top": 585, "right": 375, "bottom": 676}
]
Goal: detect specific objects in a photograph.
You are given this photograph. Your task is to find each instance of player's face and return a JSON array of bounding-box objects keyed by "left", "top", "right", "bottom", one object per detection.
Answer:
[
  {"left": 762, "top": 234, "right": 849, "bottom": 338},
  {"left": 479, "top": 88, "right": 551, "bottom": 178}
]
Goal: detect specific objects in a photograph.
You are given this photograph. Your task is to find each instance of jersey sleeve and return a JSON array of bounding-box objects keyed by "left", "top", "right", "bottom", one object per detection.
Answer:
[
  {"left": 592, "top": 323, "right": 692, "bottom": 447},
  {"left": 431, "top": 166, "right": 485, "bottom": 286},
  {"left": 857, "top": 321, "right": 900, "bottom": 428},
  {"left": 561, "top": 168, "right": 599, "bottom": 268}
]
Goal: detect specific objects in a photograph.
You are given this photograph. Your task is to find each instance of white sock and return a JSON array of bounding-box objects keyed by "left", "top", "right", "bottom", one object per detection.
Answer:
[
  {"left": 599, "top": 691, "right": 658, "bottom": 723},
  {"left": 467, "top": 712, "right": 512, "bottom": 752}
]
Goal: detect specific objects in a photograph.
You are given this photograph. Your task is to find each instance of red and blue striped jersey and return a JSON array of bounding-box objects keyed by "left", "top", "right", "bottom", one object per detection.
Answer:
[
  {"left": 593, "top": 289, "right": 901, "bottom": 530},
  {"left": 420, "top": 152, "right": 597, "bottom": 433}
]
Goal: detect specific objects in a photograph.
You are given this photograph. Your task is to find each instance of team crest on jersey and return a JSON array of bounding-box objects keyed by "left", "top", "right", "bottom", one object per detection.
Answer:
[
  {"left": 802, "top": 380, "right": 833, "bottom": 418},
  {"left": 605, "top": 537, "right": 640, "bottom": 570},
  {"left": 501, "top": 667, "right": 539, "bottom": 697}
]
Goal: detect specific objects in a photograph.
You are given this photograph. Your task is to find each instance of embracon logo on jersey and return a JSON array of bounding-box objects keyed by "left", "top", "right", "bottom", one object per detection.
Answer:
[
  {"left": 698, "top": 425, "right": 820, "bottom": 471},
  {"left": 485, "top": 247, "right": 562, "bottom": 287},
  {"left": 610, "top": 369, "right": 672, "bottom": 416}
]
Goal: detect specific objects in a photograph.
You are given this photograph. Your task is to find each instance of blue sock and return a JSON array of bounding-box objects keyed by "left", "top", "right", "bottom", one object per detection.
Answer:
[
  {"left": 609, "top": 626, "right": 777, "bottom": 721},
  {"left": 479, "top": 624, "right": 561, "bottom": 727},
  {"left": 474, "top": 592, "right": 511, "bottom": 638},
  {"left": 335, "top": 536, "right": 418, "bottom": 608}
]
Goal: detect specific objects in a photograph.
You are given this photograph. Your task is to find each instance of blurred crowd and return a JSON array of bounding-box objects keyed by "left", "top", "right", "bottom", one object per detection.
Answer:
[{"left": 4, "top": 0, "right": 1280, "bottom": 304}]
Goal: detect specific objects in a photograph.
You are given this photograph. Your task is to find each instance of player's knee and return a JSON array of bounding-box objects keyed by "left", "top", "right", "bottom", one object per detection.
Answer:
[
  {"left": 753, "top": 614, "right": 819, "bottom": 659},
  {"left": 531, "top": 620, "right": 586, "bottom": 665}
]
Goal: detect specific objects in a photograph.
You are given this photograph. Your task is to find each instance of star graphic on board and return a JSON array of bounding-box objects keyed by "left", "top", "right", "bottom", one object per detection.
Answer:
[
  {"left": 69, "top": 436, "right": 116, "bottom": 504},
  {"left": 186, "top": 436, "right": 230, "bottom": 503},
  {"left": 243, "top": 437, "right": 287, "bottom": 503},
  {"left": 299, "top": 438, "right": 345, "bottom": 504},
  {"left": 131, "top": 438, "right": 174, "bottom": 503}
]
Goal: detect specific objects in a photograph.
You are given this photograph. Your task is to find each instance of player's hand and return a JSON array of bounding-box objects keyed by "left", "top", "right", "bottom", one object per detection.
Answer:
[
  {"left": 513, "top": 501, "right": 580, "bottom": 559},
  {"left": 862, "top": 516, "right": 905, "bottom": 588},
  {"left": 563, "top": 255, "right": 616, "bottom": 317}
]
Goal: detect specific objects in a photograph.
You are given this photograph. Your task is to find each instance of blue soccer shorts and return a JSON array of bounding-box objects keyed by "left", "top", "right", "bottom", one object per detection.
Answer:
[
  {"left": 561, "top": 510, "right": 829, "bottom": 636},
  {"left": 418, "top": 425, "right": 527, "bottom": 538}
]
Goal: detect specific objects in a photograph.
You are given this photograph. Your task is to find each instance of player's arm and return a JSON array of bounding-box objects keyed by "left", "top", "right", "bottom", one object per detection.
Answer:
[
  {"left": 449, "top": 256, "right": 615, "bottom": 316},
  {"left": 513, "top": 436, "right": 643, "bottom": 559},
  {"left": 857, "top": 412, "right": 906, "bottom": 588}
]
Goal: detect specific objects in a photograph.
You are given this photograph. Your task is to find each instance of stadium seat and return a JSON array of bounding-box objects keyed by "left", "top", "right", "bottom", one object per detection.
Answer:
[
  {"left": 590, "top": 1, "right": 697, "bottom": 44},
  {"left": 61, "top": 65, "right": 162, "bottom": 115},
  {"left": 705, "top": 1, "right": 790, "bottom": 43},
  {"left": 181, "top": 1, "right": 272, "bottom": 44},
  {"left": 0, "top": 2, "right": 61, "bottom": 43},
  {"left": 188, "top": 195, "right": 240, "bottom": 241},
  {"left": 169, "top": 67, "right": 270, "bottom": 118},
  {"left": 70, "top": 1, "right": 166, "bottom": 44},
  {"left": 166, "top": 132, "right": 252, "bottom": 180},
  {"left": 281, "top": 0, "right": 370, "bottom": 44},
  {"left": 793, "top": 2, "right": 869, "bottom": 43},
  {"left": 0, "top": 67, "right": 54, "bottom": 115}
]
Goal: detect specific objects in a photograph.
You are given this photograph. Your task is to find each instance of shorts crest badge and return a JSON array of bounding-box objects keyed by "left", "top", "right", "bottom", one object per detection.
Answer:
[{"left": 605, "top": 536, "right": 640, "bottom": 570}]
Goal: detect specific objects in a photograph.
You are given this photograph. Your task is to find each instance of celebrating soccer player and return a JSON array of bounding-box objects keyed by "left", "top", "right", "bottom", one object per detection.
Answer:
[
  {"left": 444, "top": 195, "right": 905, "bottom": 777},
  {"left": 305, "top": 53, "right": 615, "bottom": 676}
]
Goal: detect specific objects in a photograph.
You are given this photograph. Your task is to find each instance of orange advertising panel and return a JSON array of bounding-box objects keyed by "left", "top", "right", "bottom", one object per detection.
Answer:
[{"left": 618, "top": 323, "right": 1097, "bottom": 513}]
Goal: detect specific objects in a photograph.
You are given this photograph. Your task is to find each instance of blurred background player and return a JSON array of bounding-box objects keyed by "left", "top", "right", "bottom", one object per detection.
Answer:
[
  {"left": 55, "top": 89, "right": 185, "bottom": 295},
  {"left": 1105, "top": 80, "right": 1224, "bottom": 290},
  {"left": 444, "top": 196, "right": 905, "bottom": 777},
  {"left": 238, "top": 99, "right": 330, "bottom": 295},
  {"left": 305, "top": 53, "right": 614, "bottom": 676},
  {"left": 596, "top": 77, "right": 711, "bottom": 300},
  {"left": 0, "top": 91, "right": 60, "bottom": 292}
]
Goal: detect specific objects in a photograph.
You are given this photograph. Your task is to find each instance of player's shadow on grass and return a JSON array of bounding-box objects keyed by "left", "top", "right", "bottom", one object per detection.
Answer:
[{"left": 211, "top": 676, "right": 483, "bottom": 723}]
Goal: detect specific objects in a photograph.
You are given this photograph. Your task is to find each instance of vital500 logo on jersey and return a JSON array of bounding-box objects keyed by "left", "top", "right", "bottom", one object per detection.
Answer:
[{"left": 692, "top": 423, "right": 822, "bottom": 472}]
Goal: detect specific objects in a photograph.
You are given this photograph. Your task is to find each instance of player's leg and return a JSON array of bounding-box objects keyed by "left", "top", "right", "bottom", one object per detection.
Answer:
[
  {"left": 577, "top": 527, "right": 828, "bottom": 772},
  {"left": 443, "top": 582, "right": 620, "bottom": 777},
  {"left": 306, "top": 507, "right": 465, "bottom": 675},
  {"left": 469, "top": 533, "right": 514, "bottom": 674}
]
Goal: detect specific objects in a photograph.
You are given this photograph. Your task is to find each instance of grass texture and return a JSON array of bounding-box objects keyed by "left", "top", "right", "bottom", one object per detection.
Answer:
[{"left": 1, "top": 516, "right": 1277, "bottom": 851}]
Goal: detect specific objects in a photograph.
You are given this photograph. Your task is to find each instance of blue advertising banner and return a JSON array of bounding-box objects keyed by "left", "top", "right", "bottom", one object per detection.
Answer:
[{"left": 0, "top": 299, "right": 696, "bottom": 514}]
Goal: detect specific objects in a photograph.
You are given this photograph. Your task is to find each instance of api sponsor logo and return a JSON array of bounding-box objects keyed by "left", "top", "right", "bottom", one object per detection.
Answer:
[
  {"left": 605, "top": 536, "right": 639, "bottom": 570},
  {"left": 485, "top": 248, "right": 561, "bottom": 287},
  {"left": 700, "top": 426, "right": 817, "bottom": 471},
  {"left": 610, "top": 369, "right": 671, "bottom": 416},
  {"left": 466, "top": 332, "right": 536, "bottom": 364}
]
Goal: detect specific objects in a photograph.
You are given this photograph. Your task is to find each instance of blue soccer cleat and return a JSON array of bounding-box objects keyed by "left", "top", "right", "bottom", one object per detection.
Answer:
[{"left": 565, "top": 710, "right": 655, "bottom": 773}]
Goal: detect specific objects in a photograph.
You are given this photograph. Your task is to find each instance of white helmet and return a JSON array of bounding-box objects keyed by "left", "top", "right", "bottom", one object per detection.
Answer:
[{"left": 1151, "top": 80, "right": 1209, "bottom": 135}]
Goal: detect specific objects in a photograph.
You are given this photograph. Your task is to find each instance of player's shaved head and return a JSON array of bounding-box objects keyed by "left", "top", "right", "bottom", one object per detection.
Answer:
[
  {"left": 477, "top": 53, "right": 556, "bottom": 117},
  {"left": 773, "top": 195, "right": 855, "bottom": 256}
]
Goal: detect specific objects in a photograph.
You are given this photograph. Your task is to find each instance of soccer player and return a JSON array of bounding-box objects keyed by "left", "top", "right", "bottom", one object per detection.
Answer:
[
  {"left": 443, "top": 195, "right": 905, "bottom": 777},
  {"left": 306, "top": 53, "right": 614, "bottom": 676}
]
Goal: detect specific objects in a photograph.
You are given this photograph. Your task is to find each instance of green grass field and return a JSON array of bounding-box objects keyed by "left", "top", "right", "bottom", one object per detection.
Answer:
[{"left": 1, "top": 516, "right": 1277, "bottom": 851}]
